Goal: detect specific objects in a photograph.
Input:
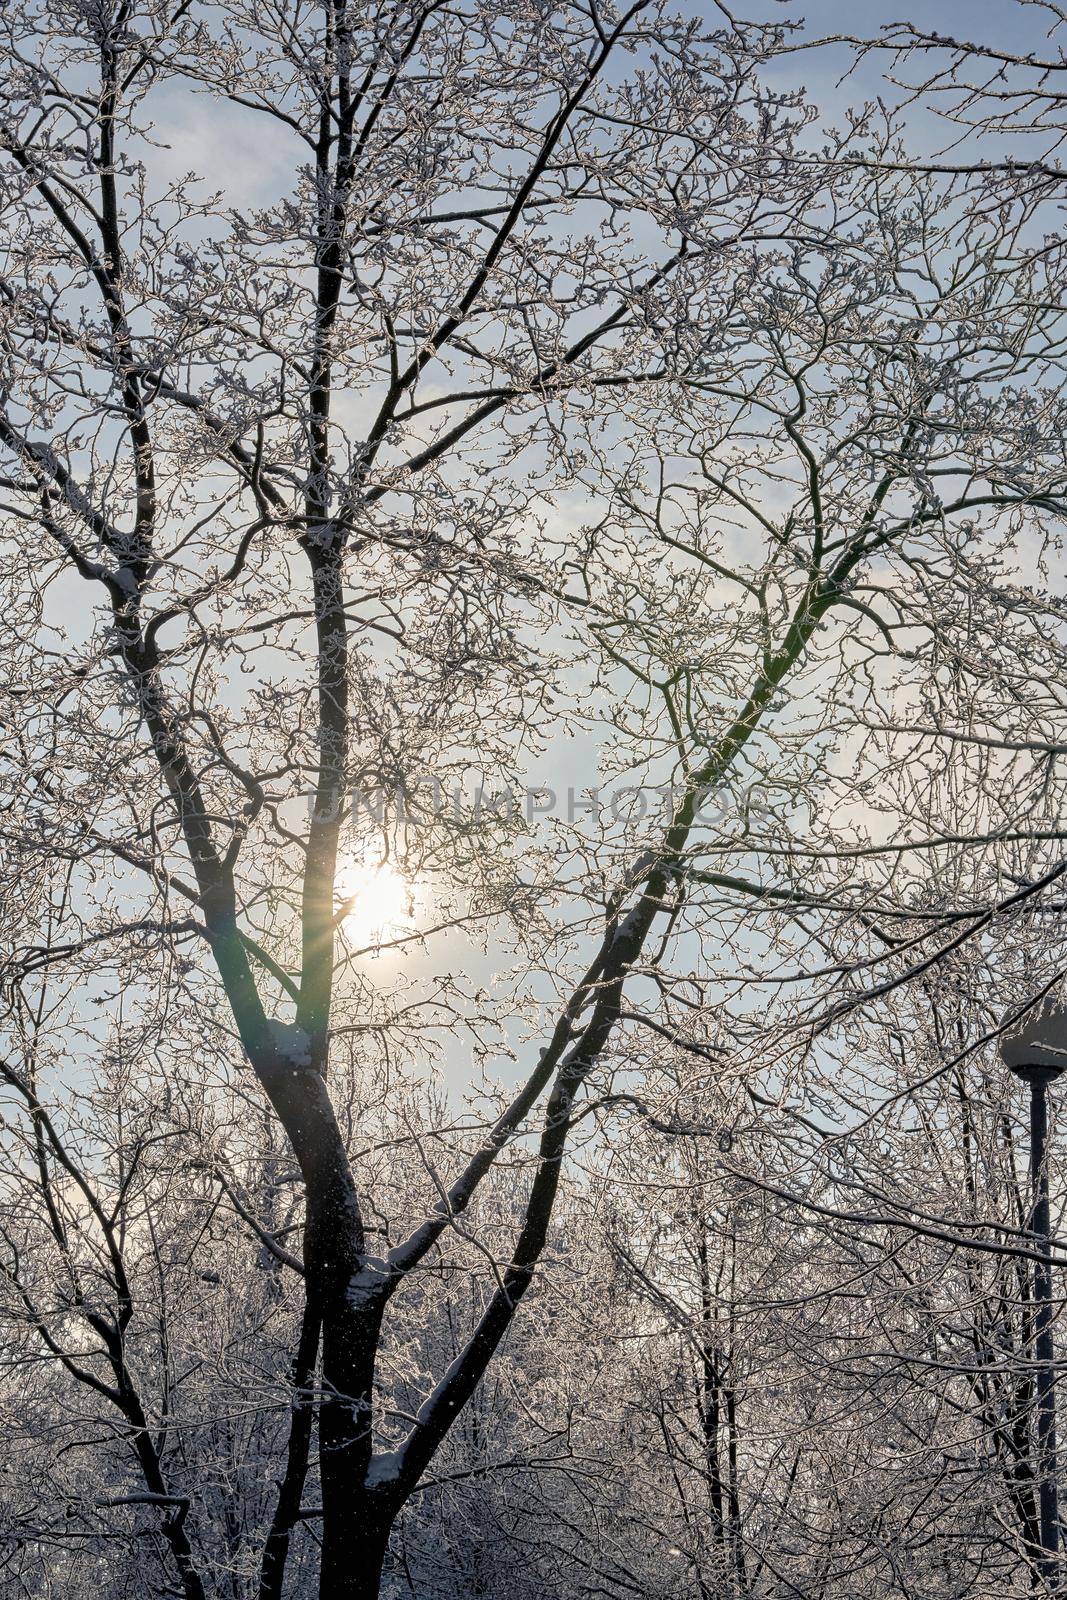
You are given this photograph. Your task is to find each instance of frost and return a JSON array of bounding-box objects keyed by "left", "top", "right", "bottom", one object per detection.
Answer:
[
  {"left": 348, "top": 1259, "right": 390, "bottom": 1309},
  {"left": 365, "top": 1450, "right": 400, "bottom": 1488},
  {"left": 614, "top": 905, "right": 644, "bottom": 945},
  {"left": 267, "top": 1019, "right": 312, "bottom": 1069}
]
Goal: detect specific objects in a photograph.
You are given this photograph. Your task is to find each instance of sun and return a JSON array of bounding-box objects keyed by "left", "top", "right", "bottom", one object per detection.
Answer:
[{"left": 335, "top": 857, "right": 412, "bottom": 948}]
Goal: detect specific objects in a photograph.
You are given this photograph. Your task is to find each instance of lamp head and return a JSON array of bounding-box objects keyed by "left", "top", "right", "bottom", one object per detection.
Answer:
[{"left": 999, "top": 995, "right": 1067, "bottom": 1085}]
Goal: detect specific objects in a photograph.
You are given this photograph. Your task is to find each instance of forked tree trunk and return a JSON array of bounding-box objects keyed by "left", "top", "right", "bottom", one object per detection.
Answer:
[{"left": 255, "top": 1060, "right": 393, "bottom": 1599}]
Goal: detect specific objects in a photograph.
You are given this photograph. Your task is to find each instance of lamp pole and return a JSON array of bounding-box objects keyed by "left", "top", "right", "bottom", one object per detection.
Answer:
[
  {"left": 1004, "top": 1051, "right": 1065, "bottom": 1590},
  {"left": 1000, "top": 1001, "right": 1067, "bottom": 1589}
]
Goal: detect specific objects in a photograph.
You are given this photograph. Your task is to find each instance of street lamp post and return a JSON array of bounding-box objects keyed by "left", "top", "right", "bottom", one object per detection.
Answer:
[{"left": 1001, "top": 1003, "right": 1067, "bottom": 1590}]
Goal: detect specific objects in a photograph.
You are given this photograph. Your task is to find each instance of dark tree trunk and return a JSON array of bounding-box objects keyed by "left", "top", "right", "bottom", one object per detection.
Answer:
[
  {"left": 318, "top": 1296, "right": 387, "bottom": 1598},
  {"left": 318, "top": 1491, "right": 390, "bottom": 1600},
  {"left": 251, "top": 1057, "right": 390, "bottom": 1600}
]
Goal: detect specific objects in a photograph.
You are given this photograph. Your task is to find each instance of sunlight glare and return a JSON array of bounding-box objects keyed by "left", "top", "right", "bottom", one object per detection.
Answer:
[{"left": 335, "top": 857, "right": 412, "bottom": 948}]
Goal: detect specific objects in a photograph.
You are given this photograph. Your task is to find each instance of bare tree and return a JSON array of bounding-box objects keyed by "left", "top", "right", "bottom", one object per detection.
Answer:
[{"left": 0, "top": 4, "right": 808, "bottom": 1592}]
